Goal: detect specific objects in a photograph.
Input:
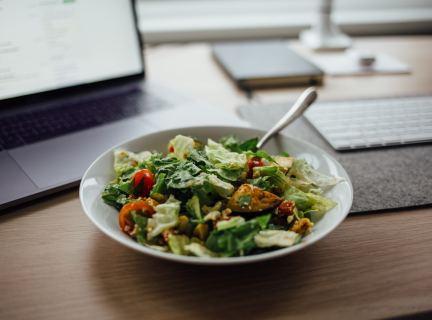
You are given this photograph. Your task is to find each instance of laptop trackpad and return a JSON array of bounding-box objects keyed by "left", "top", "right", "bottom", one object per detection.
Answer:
[{"left": 8, "top": 119, "right": 157, "bottom": 189}]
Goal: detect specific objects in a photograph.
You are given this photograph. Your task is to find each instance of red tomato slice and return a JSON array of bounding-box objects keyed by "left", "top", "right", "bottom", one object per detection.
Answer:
[
  {"left": 133, "top": 169, "right": 154, "bottom": 197},
  {"left": 119, "top": 200, "right": 156, "bottom": 233}
]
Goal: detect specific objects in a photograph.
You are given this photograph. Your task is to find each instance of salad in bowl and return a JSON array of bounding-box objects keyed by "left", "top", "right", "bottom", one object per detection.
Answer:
[{"left": 100, "top": 133, "right": 345, "bottom": 259}]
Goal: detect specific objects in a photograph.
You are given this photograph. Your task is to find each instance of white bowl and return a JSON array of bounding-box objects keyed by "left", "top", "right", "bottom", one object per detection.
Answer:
[{"left": 80, "top": 126, "right": 353, "bottom": 265}]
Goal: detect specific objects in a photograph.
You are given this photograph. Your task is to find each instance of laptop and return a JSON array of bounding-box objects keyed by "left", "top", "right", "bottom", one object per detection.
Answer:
[{"left": 0, "top": 0, "right": 246, "bottom": 211}]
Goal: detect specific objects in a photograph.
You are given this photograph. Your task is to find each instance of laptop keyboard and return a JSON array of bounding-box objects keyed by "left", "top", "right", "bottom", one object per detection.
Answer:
[
  {"left": 304, "top": 95, "right": 432, "bottom": 150},
  {"left": 0, "top": 88, "right": 170, "bottom": 150}
]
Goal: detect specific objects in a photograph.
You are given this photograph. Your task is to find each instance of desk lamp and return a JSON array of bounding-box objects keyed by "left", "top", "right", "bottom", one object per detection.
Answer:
[{"left": 300, "top": 0, "right": 352, "bottom": 50}]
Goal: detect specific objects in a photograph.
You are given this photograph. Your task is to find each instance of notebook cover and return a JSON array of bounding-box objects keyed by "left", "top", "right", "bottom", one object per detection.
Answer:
[
  {"left": 212, "top": 40, "right": 324, "bottom": 88},
  {"left": 237, "top": 102, "right": 432, "bottom": 214}
]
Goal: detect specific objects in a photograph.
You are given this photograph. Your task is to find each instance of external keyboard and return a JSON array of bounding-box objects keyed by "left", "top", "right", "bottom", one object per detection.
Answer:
[
  {"left": 0, "top": 88, "right": 169, "bottom": 150},
  {"left": 303, "top": 95, "right": 432, "bottom": 150}
]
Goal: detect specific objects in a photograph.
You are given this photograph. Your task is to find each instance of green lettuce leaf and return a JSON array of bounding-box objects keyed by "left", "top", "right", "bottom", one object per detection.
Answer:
[
  {"left": 168, "top": 235, "right": 191, "bottom": 255},
  {"left": 283, "top": 184, "right": 338, "bottom": 213},
  {"left": 169, "top": 135, "right": 195, "bottom": 160},
  {"left": 187, "top": 149, "right": 214, "bottom": 171},
  {"left": 185, "top": 195, "right": 202, "bottom": 219},
  {"left": 206, "top": 219, "right": 261, "bottom": 257},
  {"left": 288, "top": 159, "right": 344, "bottom": 193},
  {"left": 208, "top": 174, "right": 235, "bottom": 197},
  {"left": 253, "top": 166, "right": 290, "bottom": 188},
  {"left": 130, "top": 211, "right": 149, "bottom": 245},
  {"left": 248, "top": 177, "right": 271, "bottom": 192},
  {"left": 205, "top": 139, "right": 247, "bottom": 171},
  {"left": 147, "top": 195, "right": 181, "bottom": 240},
  {"left": 254, "top": 230, "right": 300, "bottom": 248},
  {"left": 216, "top": 216, "right": 246, "bottom": 230},
  {"left": 184, "top": 243, "right": 220, "bottom": 258}
]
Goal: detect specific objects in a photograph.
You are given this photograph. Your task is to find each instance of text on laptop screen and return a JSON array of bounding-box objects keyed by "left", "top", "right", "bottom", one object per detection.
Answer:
[{"left": 0, "top": 0, "right": 143, "bottom": 100}]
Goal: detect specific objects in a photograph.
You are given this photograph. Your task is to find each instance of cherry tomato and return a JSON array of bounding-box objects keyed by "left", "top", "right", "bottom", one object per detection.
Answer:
[
  {"left": 247, "top": 157, "right": 264, "bottom": 177},
  {"left": 133, "top": 169, "right": 154, "bottom": 197},
  {"left": 119, "top": 200, "right": 155, "bottom": 233}
]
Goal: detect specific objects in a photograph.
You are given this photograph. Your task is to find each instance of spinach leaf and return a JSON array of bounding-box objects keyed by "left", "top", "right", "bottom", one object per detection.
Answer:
[
  {"left": 150, "top": 173, "right": 167, "bottom": 195},
  {"left": 205, "top": 219, "right": 261, "bottom": 257},
  {"left": 218, "top": 134, "right": 241, "bottom": 153},
  {"left": 256, "top": 214, "right": 272, "bottom": 230},
  {"left": 239, "top": 137, "right": 258, "bottom": 152},
  {"left": 187, "top": 149, "right": 213, "bottom": 170},
  {"left": 248, "top": 177, "right": 271, "bottom": 192},
  {"left": 118, "top": 176, "right": 144, "bottom": 198},
  {"left": 130, "top": 211, "right": 148, "bottom": 245}
]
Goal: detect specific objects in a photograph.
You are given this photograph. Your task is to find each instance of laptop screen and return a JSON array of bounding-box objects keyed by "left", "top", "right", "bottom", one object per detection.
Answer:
[{"left": 0, "top": 0, "right": 144, "bottom": 101}]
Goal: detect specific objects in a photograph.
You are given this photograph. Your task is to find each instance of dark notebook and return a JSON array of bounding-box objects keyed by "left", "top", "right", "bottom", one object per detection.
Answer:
[
  {"left": 212, "top": 40, "right": 324, "bottom": 89},
  {"left": 238, "top": 102, "right": 432, "bottom": 214}
]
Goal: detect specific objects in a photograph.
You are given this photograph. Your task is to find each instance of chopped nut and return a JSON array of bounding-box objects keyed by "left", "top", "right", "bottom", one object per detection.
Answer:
[
  {"left": 252, "top": 170, "right": 260, "bottom": 179},
  {"left": 287, "top": 215, "right": 294, "bottom": 224},
  {"left": 129, "top": 224, "right": 138, "bottom": 238},
  {"left": 202, "top": 201, "right": 223, "bottom": 214},
  {"left": 221, "top": 208, "right": 232, "bottom": 216},
  {"left": 193, "top": 224, "right": 209, "bottom": 241},
  {"left": 290, "top": 218, "right": 314, "bottom": 234},
  {"left": 161, "top": 227, "right": 174, "bottom": 242},
  {"left": 204, "top": 211, "right": 221, "bottom": 221}
]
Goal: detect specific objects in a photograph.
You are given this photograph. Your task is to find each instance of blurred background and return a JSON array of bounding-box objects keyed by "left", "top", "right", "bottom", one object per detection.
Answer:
[{"left": 137, "top": 0, "right": 432, "bottom": 43}]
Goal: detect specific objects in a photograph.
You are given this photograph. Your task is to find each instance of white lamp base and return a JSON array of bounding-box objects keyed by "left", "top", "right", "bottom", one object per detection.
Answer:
[{"left": 300, "top": 28, "right": 352, "bottom": 50}]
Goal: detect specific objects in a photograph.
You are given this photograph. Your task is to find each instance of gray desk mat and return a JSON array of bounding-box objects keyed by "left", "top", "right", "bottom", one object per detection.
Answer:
[{"left": 238, "top": 103, "right": 432, "bottom": 214}]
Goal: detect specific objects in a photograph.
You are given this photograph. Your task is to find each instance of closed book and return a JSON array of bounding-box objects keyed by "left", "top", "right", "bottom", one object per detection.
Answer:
[{"left": 212, "top": 40, "right": 323, "bottom": 89}]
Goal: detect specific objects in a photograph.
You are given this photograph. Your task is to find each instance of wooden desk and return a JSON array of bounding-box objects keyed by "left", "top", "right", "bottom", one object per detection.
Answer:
[{"left": 1, "top": 36, "right": 432, "bottom": 320}]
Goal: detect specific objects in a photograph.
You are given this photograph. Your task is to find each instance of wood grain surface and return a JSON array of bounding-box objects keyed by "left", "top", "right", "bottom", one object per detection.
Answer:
[{"left": 1, "top": 36, "right": 432, "bottom": 320}]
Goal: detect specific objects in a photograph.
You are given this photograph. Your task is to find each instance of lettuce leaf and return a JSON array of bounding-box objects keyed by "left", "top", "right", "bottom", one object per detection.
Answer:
[
  {"left": 130, "top": 211, "right": 149, "bottom": 245},
  {"left": 248, "top": 177, "right": 271, "bottom": 192},
  {"left": 254, "top": 230, "right": 300, "bottom": 248},
  {"left": 253, "top": 166, "right": 290, "bottom": 188},
  {"left": 184, "top": 243, "right": 220, "bottom": 258},
  {"left": 185, "top": 195, "right": 202, "bottom": 219},
  {"left": 147, "top": 195, "right": 181, "bottom": 240},
  {"left": 168, "top": 235, "right": 191, "bottom": 255},
  {"left": 218, "top": 135, "right": 258, "bottom": 153},
  {"left": 216, "top": 216, "right": 246, "bottom": 230},
  {"left": 208, "top": 174, "right": 235, "bottom": 197},
  {"left": 205, "top": 139, "right": 247, "bottom": 171},
  {"left": 283, "top": 184, "right": 338, "bottom": 213},
  {"left": 187, "top": 149, "right": 214, "bottom": 171},
  {"left": 170, "top": 135, "right": 195, "bottom": 160},
  {"left": 206, "top": 219, "right": 261, "bottom": 257},
  {"left": 288, "top": 159, "right": 344, "bottom": 193}
]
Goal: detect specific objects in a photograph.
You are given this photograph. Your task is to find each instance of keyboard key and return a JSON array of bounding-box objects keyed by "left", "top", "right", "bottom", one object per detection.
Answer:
[
  {"left": 366, "top": 137, "right": 383, "bottom": 146},
  {"left": 382, "top": 136, "right": 401, "bottom": 145},
  {"left": 401, "top": 133, "right": 432, "bottom": 143},
  {"left": 350, "top": 139, "right": 368, "bottom": 147},
  {"left": 0, "top": 89, "right": 171, "bottom": 149},
  {"left": 332, "top": 140, "right": 351, "bottom": 149},
  {"left": 328, "top": 131, "right": 362, "bottom": 140}
]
